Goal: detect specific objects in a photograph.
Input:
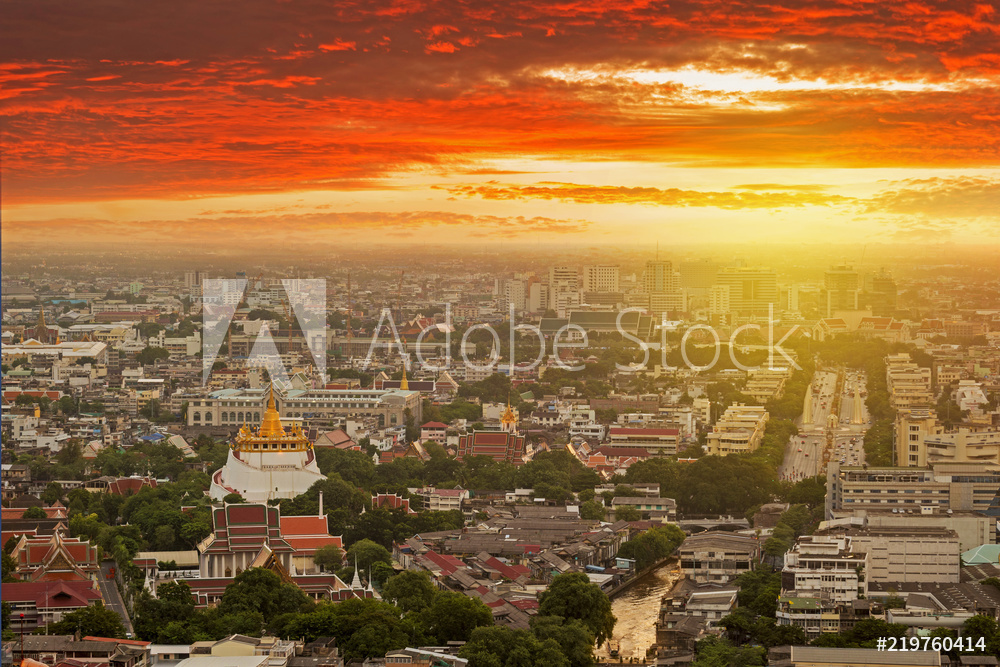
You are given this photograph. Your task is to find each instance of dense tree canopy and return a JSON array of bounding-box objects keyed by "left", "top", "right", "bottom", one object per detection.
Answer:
[{"left": 537, "top": 572, "right": 616, "bottom": 646}]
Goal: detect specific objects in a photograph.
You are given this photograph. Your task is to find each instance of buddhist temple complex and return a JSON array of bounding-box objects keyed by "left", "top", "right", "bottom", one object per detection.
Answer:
[{"left": 209, "top": 384, "right": 326, "bottom": 502}]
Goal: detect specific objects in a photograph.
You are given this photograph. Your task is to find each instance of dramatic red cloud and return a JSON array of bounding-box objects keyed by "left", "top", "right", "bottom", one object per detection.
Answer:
[{"left": 1, "top": 0, "right": 998, "bottom": 206}]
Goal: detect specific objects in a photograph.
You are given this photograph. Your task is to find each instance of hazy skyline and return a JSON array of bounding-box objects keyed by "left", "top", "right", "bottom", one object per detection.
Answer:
[{"left": 3, "top": 0, "right": 999, "bottom": 247}]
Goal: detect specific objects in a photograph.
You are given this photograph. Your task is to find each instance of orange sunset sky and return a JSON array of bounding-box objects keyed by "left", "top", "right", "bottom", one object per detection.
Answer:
[{"left": 2, "top": 0, "right": 999, "bottom": 248}]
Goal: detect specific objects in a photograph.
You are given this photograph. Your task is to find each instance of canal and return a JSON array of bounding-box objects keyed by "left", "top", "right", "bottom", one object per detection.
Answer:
[{"left": 596, "top": 558, "right": 683, "bottom": 663}]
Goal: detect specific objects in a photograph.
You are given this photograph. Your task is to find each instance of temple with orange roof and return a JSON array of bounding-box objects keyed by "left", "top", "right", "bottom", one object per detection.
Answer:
[{"left": 11, "top": 532, "right": 100, "bottom": 582}]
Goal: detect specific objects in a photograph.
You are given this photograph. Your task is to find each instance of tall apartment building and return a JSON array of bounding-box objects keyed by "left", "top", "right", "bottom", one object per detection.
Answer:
[
  {"left": 705, "top": 404, "right": 769, "bottom": 456},
  {"left": 782, "top": 535, "right": 868, "bottom": 603},
  {"left": 503, "top": 279, "right": 527, "bottom": 312},
  {"left": 679, "top": 532, "right": 761, "bottom": 584},
  {"left": 708, "top": 285, "right": 730, "bottom": 316},
  {"left": 582, "top": 265, "right": 620, "bottom": 292},
  {"left": 606, "top": 426, "right": 680, "bottom": 456},
  {"left": 549, "top": 266, "right": 579, "bottom": 292},
  {"left": 548, "top": 266, "right": 580, "bottom": 317},
  {"left": 886, "top": 353, "right": 933, "bottom": 410},
  {"left": 825, "top": 461, "right": 1000, "bottom": 520},
  {"left": 715, "top": 267, "right": 778, "bottom": 316},
  {"left": 895, "top": 407, "right": 943, "bottom": 467},
  {"left": 528, "top": 282, "right": 549, "bottom": 313},
  {"left": 649, "top": 291, "right": 687, "bottom": 315},
  {"left": 644, "top": 260, "right": 679, "bottom": 293},
  {"left": 643, "top": 260, "right": 685, "bottom": 316},
  {"left": 863, "top": 268, "right": 898, "bottom": 317},
  {"left": 824, "top": 265, "right": 860, "bottom": 317}
]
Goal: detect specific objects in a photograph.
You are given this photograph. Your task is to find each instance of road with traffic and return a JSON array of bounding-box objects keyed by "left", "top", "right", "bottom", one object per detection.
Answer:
[{"left": 779, "top": 368, "right": 871, "bottom": 482}]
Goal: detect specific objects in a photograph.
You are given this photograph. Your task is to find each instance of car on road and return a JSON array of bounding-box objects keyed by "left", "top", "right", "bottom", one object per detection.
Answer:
[{"left": 798, "top": 447, "right": 802, "bottom": 452}]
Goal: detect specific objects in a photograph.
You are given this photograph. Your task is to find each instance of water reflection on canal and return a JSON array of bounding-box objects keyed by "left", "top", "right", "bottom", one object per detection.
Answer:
[{"left": 596, "top": 559, "right": 682, "bottom": 663}]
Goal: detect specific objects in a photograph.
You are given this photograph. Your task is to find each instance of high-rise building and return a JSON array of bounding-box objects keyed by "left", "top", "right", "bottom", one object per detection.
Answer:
[
  {"left": 644, "top": 260, "right": 679, "bottom": 293},
  {"left": 715, "top": 267, "right": 778, "bottom": 316},
  {"left": 863, "top": 268, "right": 898, "bottom": 317},
  {"left": 549, "top": 266, "right": 579, "bottom": 292},
  {"left": 679, "top": 259, "right": 719, "bottom": 289},
  {"left": 503, "top": 279, "right": 527, "bottom": 312},
  {"left": 528, "top": 282, "right": 549, "bottom": 313},
  {"left": 184, "top": 270, "right": 203, "bottom": 289},
  {"left": 824, "top": 265, "right": 860, "bottom": 317},
  {"left": 779, "top": 285, "right": 800, "bottom": 312},
  {"left": 548, "top": 266, "right": 579, "bottom": 317},
  {"left": 582, "top": 265, "right": 620, "bottom": 292},
  {"left": 885, "top": 353, "right": 932, "bottom": 410},
  {"left": 708, "top": 285, "right": 730, "bottom": 315}
]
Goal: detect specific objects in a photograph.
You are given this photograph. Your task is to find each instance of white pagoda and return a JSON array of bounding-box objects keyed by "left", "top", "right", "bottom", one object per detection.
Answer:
[{"left": 209, "top": 385, "right": 326, "bottom": 502}]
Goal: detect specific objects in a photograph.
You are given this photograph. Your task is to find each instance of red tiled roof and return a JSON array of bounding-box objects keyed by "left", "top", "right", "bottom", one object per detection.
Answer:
[
  {"left": 279, "top": 515, "right": 329, "bottom": 536},
  {"left": 1, "top": 506, "right": 66, "bottom": 520},
  {"left": 421, "top": 422, "right": 448, "bottom": 428},
  {"left": 421, "top": 550, "right": 466, "bottom": 576},
  {"left": 510, "top": 599, "right": 539, "bottom": 610},
  {"left": 3, "top": 390, "right": 62, "bottom": 401},
  {"left": 284, "top": 536, "right": 343, "bottom": 551},
  {"left": 2, "top": 581, "right": 101, "bottom": 607}
]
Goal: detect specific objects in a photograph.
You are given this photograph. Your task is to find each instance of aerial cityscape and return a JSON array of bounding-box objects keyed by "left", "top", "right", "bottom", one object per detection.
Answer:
[{"left": 2, "top": 2, "right": 1000, "bottom": 667}]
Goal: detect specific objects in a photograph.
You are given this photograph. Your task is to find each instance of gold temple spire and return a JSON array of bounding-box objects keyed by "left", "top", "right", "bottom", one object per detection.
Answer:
[
  {"left": 400, "top": 367, "right": 409, "bottom": 391},
  {"left": 233, "top": 381, "right": 311, "bottom": 453},
  {"left": 258, "top": 382, "right": 284, "bottom": 439}
]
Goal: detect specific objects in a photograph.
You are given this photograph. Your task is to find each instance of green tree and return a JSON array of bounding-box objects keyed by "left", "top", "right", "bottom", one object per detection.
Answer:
[
  {"left": 344, "top": 539, "right": 392, "bottom": 575},
  {"left": 692, "top": 635, "right": 765, "bottom": 666},
  {"left": 579, "top": 500, "right": 606, "bottom": 521},
  {"left": 3, "top": 552, "right": 18, "bottom": 583},
  {"left": 460, "top": 626, "right": 569, "bottom": 667},
  {"left": 218, "top": 567, "right": 312, "bottom": 630},
  {"left": 313, "top": 544, "right": 344, "bottom": 572},
  {"left": 614, "top": 504, "right": 640, "bottom": 522},
  {"left": 136, "top": 346, "right": 170, "bottom": 366},
  {"left": 22, "top": 505, "right": 48, "bottom": 519},
  {"left": 281, "top": 597, "right": 411, "bottom": 662},
  {"left": 47, "top": 602, "right": 126, "bottom": 638},
  {"left": 42, "top": 481, "right": 64, "bottom": 504},
  {"left": 58, "top": 395, "right": 78, "bottom": 416},
  {"left": 530, "top": 615, "right": 596, "bottom": 667},
  {"left": 616, "top": 524, "right": 685, "bottom": 571},
  {"left": 382, "top": 570, "right": 438, "bottom": 613},
  {"left": 420, "top": 591, "right": 494, "bottom": 643},
  {"left": 538, "top": 572, "right": 616, "bottom": 646}
]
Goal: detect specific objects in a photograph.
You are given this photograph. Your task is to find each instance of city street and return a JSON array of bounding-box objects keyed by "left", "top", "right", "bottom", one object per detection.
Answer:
[
  {"left": 779, "top": 369, "right": 870, "bottom": 482},
  {"left": 98, "top": 560, "right": 135, "bottom": 637}
]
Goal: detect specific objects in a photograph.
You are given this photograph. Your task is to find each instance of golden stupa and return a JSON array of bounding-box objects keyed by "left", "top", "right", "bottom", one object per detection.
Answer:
[
  {"left": 233, "top": 384, "right": 311, "bottom": 453},
  {"left": 500, "top": 399, "right": 518, "bottom": 433}
]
